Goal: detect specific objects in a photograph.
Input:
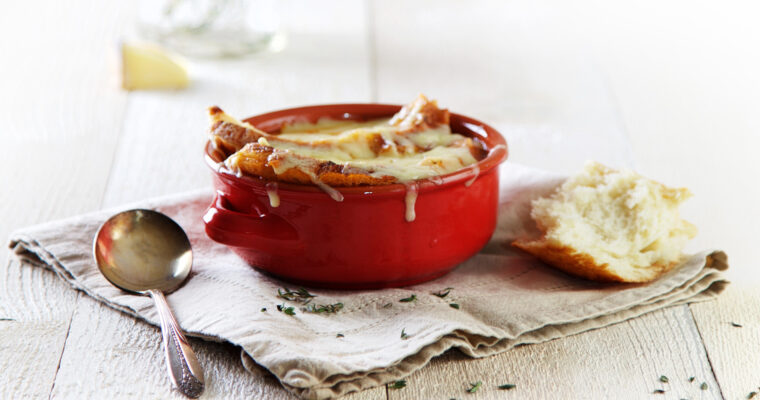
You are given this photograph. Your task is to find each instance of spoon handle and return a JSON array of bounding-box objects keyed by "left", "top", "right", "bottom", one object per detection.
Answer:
[{"left": 148, "top": 289, "right": 205, "bottom": 398}]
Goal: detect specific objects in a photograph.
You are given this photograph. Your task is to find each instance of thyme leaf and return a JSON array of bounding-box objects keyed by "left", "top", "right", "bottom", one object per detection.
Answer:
[
  {"left": 449, "top": 303, "right": 460, "bottom": 309},
  {"left": 432, "top": 287, "right": 453, "bottom": 298},
  {"left": 700, "top": 382, "right": 708, "bottom": 390},
  {"left": 304, "top": 303, "right": 344, "bottom": 314},
  {"left": 732, "top": 322, "right": 744, "bottom": 327},
  {"left": 467, "top": 381, "right": 482, "bottom": 393},
  {"left": 401, "top": 328, "right": 409, "bottom": 340},
  {"left": 653, "top": 389, "right": 665, "bottom": 394},
  {"left": 260, "top": 307, "right": 267, "bottom": 312},
  {"left": 498, "top": 384, "right": 516, "bottom": 390},
  {"left": 400, "top": 294, "right": 417, "bottom": 303},
  {"left": 276, "top": 304, "right": 295, "bottom": 316},
  {"left": 389, "top": 380, "right": 406, "bottom": 389},
  {"left": 689, "top": 376, "right": 695, "bottom": 382},
  {"left": 277, "top": 287, "right": 316, "bottom": 304},
  {"left": 336, "top": 333, "right": 344, "bottom": 338},
  {"left": 660, "top": 375, "right": 669, "bottom": 383}
]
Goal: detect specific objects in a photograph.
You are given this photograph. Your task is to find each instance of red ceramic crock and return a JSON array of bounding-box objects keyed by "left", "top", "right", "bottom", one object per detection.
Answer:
[{"left": 203, "top": 104, "right": 508, "bottom": 289}]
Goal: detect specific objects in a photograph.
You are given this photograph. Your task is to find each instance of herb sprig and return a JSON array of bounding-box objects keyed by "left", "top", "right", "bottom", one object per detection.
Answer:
[
  {"left": 498, "top": 384, "right": 516, "bottom": 390},
  {"left": 304, "top": 303, "right": 344, "bottom": 314},
  {"left": 400, "top": 294, "right": 418, "bottom": 303},
  {"left": 432, "top": 288, "right": 453, "bottom": 298},
  {"left": 389, "top": 380, "right": 406, "bottom": 389},
  {"left": 278, "top": 287, "right": 316, "bottom": 304},
  {"left": 467, "top": 381, "right": 482, "bottom": 393},
  {"left": 277, "top": 304, "right": 296, "bottom": 315}
]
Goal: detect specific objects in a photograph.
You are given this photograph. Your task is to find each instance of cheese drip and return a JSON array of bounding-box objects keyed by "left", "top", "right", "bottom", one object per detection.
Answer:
[{"left": 212, "top": 96, "right": 486, "bottom": 222}]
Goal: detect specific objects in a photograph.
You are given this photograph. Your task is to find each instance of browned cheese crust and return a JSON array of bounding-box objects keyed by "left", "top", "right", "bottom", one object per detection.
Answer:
[
  {"left": 208, "top": 95, "right": 485, "bottom": 187},
  {"left": 512, "top": 239, "right": 679, "bottom": 283}
]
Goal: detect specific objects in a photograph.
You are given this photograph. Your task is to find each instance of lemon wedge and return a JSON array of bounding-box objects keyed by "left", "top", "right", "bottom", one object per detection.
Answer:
[{"left": 121, "top": 42, "right": 189, "bottom": 90}]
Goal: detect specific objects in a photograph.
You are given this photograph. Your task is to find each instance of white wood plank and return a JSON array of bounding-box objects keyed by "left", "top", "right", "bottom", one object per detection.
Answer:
[
  {"left": 690, "top": 285, "right": 760, "bottom": 399},
  {"left": 0, "top": 262, "right": 77, "bottom": 399},
  {"left": 388, "top": 306, "right": 719, "bottom": 400},
  {"left": 50, "top": 294, "right": 288, "bottom": 399},
  {"left": 371, "top": 0, "right": 636, "bottom": 174},
  {"left": 0, "top": 0, "right": 132, "bottom": 398},
  {"left": 52, "top": 1, "right": 385, "bottom": 399}
]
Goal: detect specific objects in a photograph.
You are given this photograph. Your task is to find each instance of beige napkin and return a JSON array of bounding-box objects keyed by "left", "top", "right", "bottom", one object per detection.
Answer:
[{"left": 7, "top": 162, "right": 728, "bottom": 399}]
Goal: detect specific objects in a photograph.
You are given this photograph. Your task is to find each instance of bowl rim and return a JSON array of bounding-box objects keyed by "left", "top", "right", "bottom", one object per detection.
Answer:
[{"left": 204, "top": 103, "right": 508, "bottom": 196}]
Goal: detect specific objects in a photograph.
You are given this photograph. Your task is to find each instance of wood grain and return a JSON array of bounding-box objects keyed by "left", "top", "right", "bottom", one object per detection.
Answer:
[
  {"left": 370, "top": 0, "right": 636, "bottom": 174},
  {"left": 0, "top": 262, "right": 77, "bottom": 399},
  {"left": 0, "top": 0, "right": 132, "bottom": 398},
  {"left": 690, "top": 285, "right": 760, "bottom": 399},
  {"left": 388, "top": 306, "right": 719, "bottom": 400}
]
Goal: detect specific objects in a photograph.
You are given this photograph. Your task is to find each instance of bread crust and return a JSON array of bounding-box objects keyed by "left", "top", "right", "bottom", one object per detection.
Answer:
[
  {"left": 512, "top": 239, "right": 678, "bottom": 283},
  {"left": 226, "top": 142, "right": 395, "bottom": 186},
  {"left": 208, "top": 95, "right": 485, "bottom": 187}
]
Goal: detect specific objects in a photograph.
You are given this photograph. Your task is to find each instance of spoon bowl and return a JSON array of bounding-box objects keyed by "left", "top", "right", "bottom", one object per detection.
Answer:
[
  {"left": 94, "top": 209, "right": 204, "bottom": 398},
  {"left": 94, "top": 209, "right": 192, "bottom": 294}
]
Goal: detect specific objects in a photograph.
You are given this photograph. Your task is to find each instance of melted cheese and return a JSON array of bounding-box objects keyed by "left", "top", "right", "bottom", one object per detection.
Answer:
[
  {"left": 405, "top": 183, "right": 418, "bottom": 222},
  {"left": 264, "top": 118, "right": 477, "bottom": 182},
  {"left": 265, "top": 182, "right": 280, "bottom": 208},
  {"left": 212, "top": 97, "right": 487, "bottom": 222}
]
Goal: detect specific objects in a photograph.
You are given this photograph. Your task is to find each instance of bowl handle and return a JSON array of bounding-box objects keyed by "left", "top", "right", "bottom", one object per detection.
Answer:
[{"left": 203, "top": 192, "right": 300, "bottom": 247}]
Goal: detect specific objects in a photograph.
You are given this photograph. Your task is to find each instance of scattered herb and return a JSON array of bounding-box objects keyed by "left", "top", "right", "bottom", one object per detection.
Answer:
[
  {"left": 700, "top": 382, "right": 708, "bottom": 390},
  {"left": 748, "top": 392, "right": 757, "bottom": 399},
  {"left": 304, "top": 303, "right": 344, "bottom": 314},
  {"left": 277, "top": 287, "right": 317, "bottom": 304},
  {"left": 467, "top": 381, "right": 482, "bottom": 393},
  {"left": 276, "top": 304, "right": 296, "bottom": 315},
  {"left": 449, "top": 303, "right": 460, "bottom": 309},
  {"left": 389, "top": 380, "right": 406, "bottom": 389},
  {"left": 498, "top": 383, "right": 516, "bottom": 390},
  {"left": 400, "top": 294, "right": 418, "bottom": 303},
  {"left": 401, "top": 328, "right": 409, "bottom": 340},
  {"left": 260, "top": 307, "right": 267, "bottom": 312},
  {"left": 383, "top": 303, "right": 393, "bottom": 308},
  {"left": 660, "top": 375, "right": 669, "bottom": 383},
  {"left": 688, "top": 377, "right": 695, "bottom": 383},
  {"left": 432, "top": 287, "right": 453, "bottom": 298},
  {"left": 653, "top": 389, "right": 665, "bottom": 394},
  {"left": 336, "top": 333, "right": 344, "bottom": 338},
  {"left": 732, "top": 322, "right": 743, "bottom": 328},
  {"left": 0, "top": 317, "right": 15, "bottom": 321}
]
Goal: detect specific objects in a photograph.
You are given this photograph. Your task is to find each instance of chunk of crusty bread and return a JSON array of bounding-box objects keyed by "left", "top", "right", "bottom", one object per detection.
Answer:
[{"left": 513, "top": 162, "right": 697, "bottom": 283}]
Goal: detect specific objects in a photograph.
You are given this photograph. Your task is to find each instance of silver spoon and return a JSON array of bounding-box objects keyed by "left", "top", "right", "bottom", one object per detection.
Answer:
[{"left": 93, "top": 209, "right": 205, "bottom": 398}]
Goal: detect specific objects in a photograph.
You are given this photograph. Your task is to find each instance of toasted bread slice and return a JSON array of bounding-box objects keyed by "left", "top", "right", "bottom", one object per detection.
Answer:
[
  {"left": 208, "top": 95, "right": 484, "bottom": 187},
  {"left": 513, "top": 162, "right": 697, "bottom": 283},
  {"left": 225, "top": 142, "right": 395, "bottom": 186}
]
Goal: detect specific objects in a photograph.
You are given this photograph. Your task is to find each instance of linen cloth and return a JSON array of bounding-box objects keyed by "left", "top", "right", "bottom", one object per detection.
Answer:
[{"left": 7, "top": 162, "right": 728, "bottom": 399}]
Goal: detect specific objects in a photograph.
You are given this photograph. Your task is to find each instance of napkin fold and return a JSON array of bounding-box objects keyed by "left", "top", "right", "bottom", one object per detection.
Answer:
[{"left": 7, "top": 163, "right": 728, "bottom": 399}]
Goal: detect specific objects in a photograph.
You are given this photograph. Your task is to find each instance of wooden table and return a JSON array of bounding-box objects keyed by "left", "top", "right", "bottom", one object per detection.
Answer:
[{"left": 2, "top": 1, "right": 759, "bottom": 398}]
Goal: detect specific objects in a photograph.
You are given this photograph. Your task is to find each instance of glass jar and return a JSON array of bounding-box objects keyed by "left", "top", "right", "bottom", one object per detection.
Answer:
[{"left": 137, "top": 0, "right": 284, "bottom": 58}]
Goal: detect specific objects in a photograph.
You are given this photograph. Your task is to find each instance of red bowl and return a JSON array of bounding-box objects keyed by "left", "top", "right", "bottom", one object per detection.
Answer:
[{"left": 203, "top": 104, "right": 508, "bottom": 289}]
